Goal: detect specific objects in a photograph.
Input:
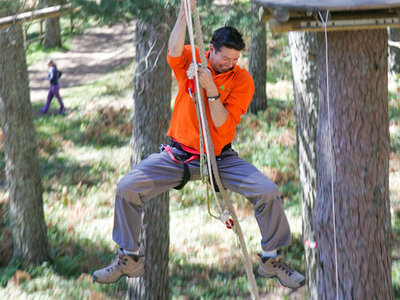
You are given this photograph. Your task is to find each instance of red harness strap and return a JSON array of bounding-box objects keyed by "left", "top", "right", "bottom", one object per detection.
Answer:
[
  {"left": 163, "top": 145, "right": 199, "bottom": 164},
  {"left": 162, "top": 144, "right": 199, "bottom": 190}
]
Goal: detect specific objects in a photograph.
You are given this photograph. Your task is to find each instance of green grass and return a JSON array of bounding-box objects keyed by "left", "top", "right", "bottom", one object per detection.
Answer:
[{"left": 0, "top": 22, "right": 400, "bottom": 300}]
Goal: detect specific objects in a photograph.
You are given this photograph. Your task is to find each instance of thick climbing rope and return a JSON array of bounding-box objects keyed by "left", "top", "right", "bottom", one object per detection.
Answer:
[
  {"left": 318, "top": 10, "right": 339, "bottom": 300},
  {"left": 182, "top": 1, "right": 260, "bottom": 299}
]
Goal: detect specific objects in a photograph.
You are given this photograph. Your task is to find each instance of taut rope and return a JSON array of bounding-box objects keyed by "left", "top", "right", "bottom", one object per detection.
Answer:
[
  {"left": 182, "top": 1, "right": 260, "bottom": 299},
  {"left": 318, "top": 10, "right": 339, "bottom": 300}
]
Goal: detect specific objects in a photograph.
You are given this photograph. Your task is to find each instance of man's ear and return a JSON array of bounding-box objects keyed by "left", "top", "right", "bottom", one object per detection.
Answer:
[{"left": 209, "top": 44, "right": 215, "bottom": 53}]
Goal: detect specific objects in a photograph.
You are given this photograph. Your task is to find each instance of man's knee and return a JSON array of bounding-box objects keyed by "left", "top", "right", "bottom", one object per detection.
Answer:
[
  {"left": 116, "top": 174, "right": 143, "bottom": 206},
  {"left": 253, "top": 179, "right": 281, "bottom": 210}
]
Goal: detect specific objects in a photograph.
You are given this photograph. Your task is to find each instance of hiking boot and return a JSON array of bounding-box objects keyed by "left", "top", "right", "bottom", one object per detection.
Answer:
[
  {"left": 92, "top": 248, "right": 144, "bottom": 284},
  {"left": 258, "top": 252, "right": 305, "bottom": 289}
]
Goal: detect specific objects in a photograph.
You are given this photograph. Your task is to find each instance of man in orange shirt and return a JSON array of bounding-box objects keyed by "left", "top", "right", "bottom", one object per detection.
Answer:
[{"left": 93, "top": 0, "right": 305, "bottom": 289}]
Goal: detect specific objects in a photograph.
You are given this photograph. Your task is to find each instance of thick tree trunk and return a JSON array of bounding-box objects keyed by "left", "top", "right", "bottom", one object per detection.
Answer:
[
  {"left": 126, "top": 19, "right": 171, "bottom": 300},
  {"left": 248, "top": 4, "right": 267, "bottom": 114},
  {"left": 44, "top": 16, "right": 62, "bottom": 48},
  {"left": 0, "top": 25, "right": 49, "bottom": 264},
  {"left": 288, "top": 31, "right": 319, "bottom": 300},
  {"left": 315, "top": 29, "right": 392, "bottom": 299}
]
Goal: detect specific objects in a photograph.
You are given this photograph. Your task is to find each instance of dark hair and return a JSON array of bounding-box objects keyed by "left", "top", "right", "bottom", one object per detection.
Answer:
[
  {"left": 210, "top": 26, "right": 245, "bottom": 52},
  {"left": 47, "top": 59, "right": 58, "bottom": 71}
]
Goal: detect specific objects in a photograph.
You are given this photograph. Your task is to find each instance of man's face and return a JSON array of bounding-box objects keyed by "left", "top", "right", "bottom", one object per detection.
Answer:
[{"left": 209, "top": 44, "right": 241, "bottom": 74}]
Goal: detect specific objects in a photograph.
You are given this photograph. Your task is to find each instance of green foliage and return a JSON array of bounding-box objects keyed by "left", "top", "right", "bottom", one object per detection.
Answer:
[
  {"left": 267, "top": 31, "right": 292, "bottom": 83},
  {"left": 0, "top": 0, "right": 22, "bottom": 17},
  {"left": 69, "top": 0, "right": 256, "bottom": 43},
  {"left": 71, "top": 0, "right": 180, "bottom": 24},
  {"left": 39, "top": 0, "right": 69, "bottom": 6},
  {"left": 220, "top": 0, "right": 255, "bottom": 38}
]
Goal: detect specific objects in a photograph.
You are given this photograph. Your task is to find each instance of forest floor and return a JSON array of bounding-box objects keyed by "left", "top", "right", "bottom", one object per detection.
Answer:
[{"left": 28, "top": 21, "right": 136, "bottom": 105}]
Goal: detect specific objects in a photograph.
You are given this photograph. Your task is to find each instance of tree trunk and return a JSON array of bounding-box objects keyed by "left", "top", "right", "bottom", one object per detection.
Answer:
[
  {"left": 315, "top": 29, "right": 392, "bottom": 299},
  {"left": 126, "top": 19, "right": 171, "bottom": 300},
  {"left": 248, "top": 4, "right": 267, "bottom": 114},
  {"left": 288, "top": 31, "right": 319, "bottom": 300},
  {"left": 44, "top": 16, "right": 62, "bottom": 48},
  {"left": 388, "top": 27, "right": 400, "bottom": 74},
  {"left": 0, "top": 25, "right": 49, "bottom": 264}
]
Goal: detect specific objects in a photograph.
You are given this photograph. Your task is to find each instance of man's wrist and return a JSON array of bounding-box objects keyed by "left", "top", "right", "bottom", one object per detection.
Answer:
[{"left": 207, "top": 94, "right": 220, "bottom": 102}]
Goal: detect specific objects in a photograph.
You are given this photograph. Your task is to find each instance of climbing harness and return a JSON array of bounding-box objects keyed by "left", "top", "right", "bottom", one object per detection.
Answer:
[
  {"left": 318, "top": 10, "right": 339, "bottom": 300},
  {"left": 160, "top": 143, "right": 199, "bottom": 190},
  {"left": 182, "top": 0, "right": 260, "bottom": 299}
]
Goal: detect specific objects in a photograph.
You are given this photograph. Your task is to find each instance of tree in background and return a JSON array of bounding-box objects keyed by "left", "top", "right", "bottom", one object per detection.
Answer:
[
  {"left": 72, "top": 0, "right": 177, "bottom": 297},
  {"left": 126, "top": 18, "right": 172, "bottom": 299},
  {"left": 288, "top": 31, "right": 319, "bottom": 299},
  {"left": 0, "top": 2, "right": 49, "bottom": 264},
  {"left": 39, "top": 0, "right": 65, "bottom": 48},
  {"left": 248, "top": 3, "right": 267, "bottom": 114}
]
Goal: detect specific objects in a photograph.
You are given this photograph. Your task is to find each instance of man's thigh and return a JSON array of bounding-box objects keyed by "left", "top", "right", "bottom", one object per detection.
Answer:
[
  {"left": 216, "top": 154, "right": 280, "bottom": 203},
  {"left": 118, "top": 151, "right": 186, "bottom": 203}
]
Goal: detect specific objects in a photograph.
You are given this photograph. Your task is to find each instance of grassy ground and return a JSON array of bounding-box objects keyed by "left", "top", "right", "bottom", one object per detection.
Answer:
[{"left": 0, "top": 20, "right": 399, "bottom": 299}]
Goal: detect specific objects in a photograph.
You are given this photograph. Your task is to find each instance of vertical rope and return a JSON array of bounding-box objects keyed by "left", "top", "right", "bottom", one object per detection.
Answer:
[
  {"left": 192, "top": 8, "right": 207, "bottom": 66},
  {"left": 318, "top": 10, "right": 339, "bottom": 300},
  {"left": 183, "top": 1, "right": 259, "bottom": 299}
]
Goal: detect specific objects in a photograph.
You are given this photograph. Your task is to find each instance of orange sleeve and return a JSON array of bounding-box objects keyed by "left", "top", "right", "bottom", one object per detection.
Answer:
[{"left": 167, "top": 45, "right": 196, "bottom": 82}]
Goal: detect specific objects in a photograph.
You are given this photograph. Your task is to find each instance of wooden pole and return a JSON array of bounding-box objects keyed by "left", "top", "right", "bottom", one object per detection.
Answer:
[{"left": 0, "top": 4, "right": 79, "bottom": 30}]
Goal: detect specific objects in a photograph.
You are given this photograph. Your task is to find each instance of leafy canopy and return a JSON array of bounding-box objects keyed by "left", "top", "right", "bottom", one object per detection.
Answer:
[
  {"left": 0, "top": 0, "right": 24, "bottom": 18},
  {"left": 71, "top": 0, "right": 182, "bottom": 24},
  {"left": 70, "top": 0, "right": 255, "bottom": 41}
]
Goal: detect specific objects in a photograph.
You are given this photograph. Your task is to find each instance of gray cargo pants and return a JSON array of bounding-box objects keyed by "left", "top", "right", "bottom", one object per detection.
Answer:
[{"left": 112, "top": 146, "right": 291, "bottom": 252}]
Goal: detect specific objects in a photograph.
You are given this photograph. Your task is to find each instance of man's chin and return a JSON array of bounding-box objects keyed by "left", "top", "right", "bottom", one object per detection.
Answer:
[{"left": 220, "top": 67, "right": 233, "bottom": 73}]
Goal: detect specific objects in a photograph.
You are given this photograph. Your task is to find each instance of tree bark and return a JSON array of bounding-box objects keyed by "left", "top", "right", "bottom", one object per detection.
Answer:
[
  {"left": 44, "top": 16, "right": 62, "bottom": 48},
  {"left": 248, "top": 4, "right": 267, "bottom": 114},
  {"left": 0, "top": 24, "right": 49, "bottom": 264},
  {"left": 126, "top": 19, "right": 171, "bottom": 300},
  {"left": 315, "top": 29, "right": 392, "bottom": 299},
  {"left": 288, "top": 31, "right": 319, "bottom": 300}
]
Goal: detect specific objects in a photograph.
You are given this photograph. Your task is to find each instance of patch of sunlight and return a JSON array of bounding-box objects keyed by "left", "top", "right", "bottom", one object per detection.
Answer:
[
  {"left": 170, "top": 204, "right": 266, "bottom": 267},
  {"left": 62, "top": 144, "right": 131, "bottom": 167},
  {"left": 285, "top": 209, "right": 302, "bottom": 235},
  {"left": 390, "top": 123, "right": 400, "bottom": 135},
  {"left": 267, "top": 80, "right": 294, "bottom": 101},
  {"left": 390, "top": 172, "right": 400, "bottom": 208},
  {"left": 1, "top": 271, "right": 107, "bottom": 300},
  {"left": 389, "top": 72, "right": 400, "bottom": 93}
]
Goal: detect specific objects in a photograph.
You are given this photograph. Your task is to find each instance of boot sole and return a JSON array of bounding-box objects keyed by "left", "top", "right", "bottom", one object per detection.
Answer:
[
  {"left": 92, "top": 268, "right": 144, "bottom": 284},
  {"left": 258, "top": 267, "right": 305, "bottom": 289}
]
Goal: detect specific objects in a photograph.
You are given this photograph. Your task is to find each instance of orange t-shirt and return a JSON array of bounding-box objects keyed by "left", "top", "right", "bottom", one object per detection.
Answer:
[{"left": 167, "top": 45, "right": 255, "bottom": 155}]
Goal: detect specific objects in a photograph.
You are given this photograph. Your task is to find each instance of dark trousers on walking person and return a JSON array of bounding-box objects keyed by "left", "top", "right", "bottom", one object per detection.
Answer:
[{"left": 41, "top": 83, "right": 65, "bottom": 114}]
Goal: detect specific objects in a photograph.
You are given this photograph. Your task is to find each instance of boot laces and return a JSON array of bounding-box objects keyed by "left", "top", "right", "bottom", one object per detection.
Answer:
[
  {"left": 106, "top": 251, "right": 128, "bottom": 272},
  {"left": 273, "top": 257, "right": 294, "bottom": 276}
]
